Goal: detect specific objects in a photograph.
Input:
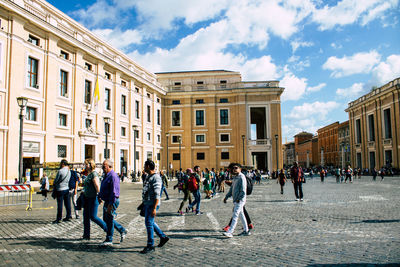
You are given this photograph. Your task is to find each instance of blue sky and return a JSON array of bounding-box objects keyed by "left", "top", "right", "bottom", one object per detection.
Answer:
[{"left": 48, "top": 0, "right": 400, "bottom": 142}]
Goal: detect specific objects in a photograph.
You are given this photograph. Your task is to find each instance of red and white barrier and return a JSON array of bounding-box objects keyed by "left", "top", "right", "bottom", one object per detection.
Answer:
[{"left": 0, "top": 185, "right": 31, "bottom": 191}]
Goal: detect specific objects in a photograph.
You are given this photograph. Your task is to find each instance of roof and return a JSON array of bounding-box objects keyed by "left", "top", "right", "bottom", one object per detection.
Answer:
[{"left": 155, "top": 70, "right": 237, "bottom": 74}]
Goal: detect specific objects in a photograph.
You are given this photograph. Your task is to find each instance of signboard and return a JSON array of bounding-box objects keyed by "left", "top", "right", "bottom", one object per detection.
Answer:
[
  {"left": 23, "top": 142, "right": 40, "bottom": 153},
  {"left": 25, "top": 168, "right": 31, "bottom": 182}
]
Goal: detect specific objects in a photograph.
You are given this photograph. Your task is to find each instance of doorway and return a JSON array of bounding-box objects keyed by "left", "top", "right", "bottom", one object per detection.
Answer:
[
  {"left": 251, "top": 152, "right": 268, "bottom": 172},
  {"left": 120, "top": 149, "right": 127, "bottom": 176},
  {"left": 85, "top": 145, "right": 95, "bottom": 160}
]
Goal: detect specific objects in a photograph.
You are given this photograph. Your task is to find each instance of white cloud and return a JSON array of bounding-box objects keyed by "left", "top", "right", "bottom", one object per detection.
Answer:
[
  {"left": 323, "top": 50, "right": 381, "bottom": 77},
  {"left": 312, "top": 0, "right": 399, "bottom": 30},
  {"left": 291, "top": 40, "right": 314, "bottom": 53},
  {"left": 330, "top": 42, "right": 343, "bottom": 49},
  {"left": 336, "top": 83, "right": 365, "bottom": 98},
  {"left": 372, "top": 54, "right": 400, "bottom": 84},
  {"left": 287, "top": 101, "right": 340, "bottom": 119},
  {"left": 280, "top": 72, "right": 308, "bottom": 101},
  {"left": 307, "top": 83, "right": 326, "bottom": 92},
  {"left": 92, "top": 28, "right": 143, "bottom": 50}
]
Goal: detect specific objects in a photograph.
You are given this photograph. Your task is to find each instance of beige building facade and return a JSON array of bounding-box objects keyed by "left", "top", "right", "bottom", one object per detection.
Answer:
[
  {"left": 157, "top": 70, "right": 284, "bottom": 172},
  {"left": 346, "top": 77, "right": 400, "bottom": 170},
  {"left": 0, "top": 0, "right": 165, "bottom": 183}
]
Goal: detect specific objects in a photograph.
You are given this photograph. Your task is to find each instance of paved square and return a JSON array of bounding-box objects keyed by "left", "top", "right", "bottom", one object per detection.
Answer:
[{"left": 1, "top": 176, "right": 399, "bottom": 266}]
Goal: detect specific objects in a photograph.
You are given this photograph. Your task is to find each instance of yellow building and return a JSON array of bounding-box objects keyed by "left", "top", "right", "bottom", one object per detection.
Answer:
[
  {"left": 345, "top": 77, "right": 400, "bottom": 170},
  {"left": 157, "top": 70, "right": 284, "bottom": 172},
  {"left": 0, "top": 0, "right": 165, "bottom": 183}
]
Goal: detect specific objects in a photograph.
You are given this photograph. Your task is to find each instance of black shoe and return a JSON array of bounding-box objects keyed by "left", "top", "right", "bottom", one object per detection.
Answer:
[
  {"left": 140, "top": 246, "right": 155, "bottom": 254},
  {"left": 62, "top": 217, "right": 72, "bottom": 222},
  {"left": 158, "top": 236, "right": 169, "bottom": 247},
  {"left": 52, "top": 220, "right": 61, "bottom": 224},
  {"left": 81, "top": 236, "right": 90, "bottom": 241}
]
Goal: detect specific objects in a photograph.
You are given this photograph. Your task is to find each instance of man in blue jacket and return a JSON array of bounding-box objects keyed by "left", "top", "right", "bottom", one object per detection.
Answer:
[{"left": 98, "top": 159, "right": 127, "bottom": 246}]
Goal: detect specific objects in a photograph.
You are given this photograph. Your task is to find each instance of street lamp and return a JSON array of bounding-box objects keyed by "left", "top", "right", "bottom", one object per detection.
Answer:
[
  {"left": 275, "top": 134, "right": 279, "bottom": 171},
  {"left": 132, "top": 125, "right": 137, "bottom": 180},
  {"left": 321, "top": 146, "right": 324, "bottom": 167},
  {"left": 178, "top": 136, "right": 182, "bottom": 171},
  {"left": 166, "top": 133, "right": 169, "bottom": 178},
  {"left": 104, "top": 117, "right": 111, "bottom": 159},
  {"left": 17, "top": 97, "right": 28, "bottom": 183},
  {"left": 242, "top": 135, "right": 246, "bottom": 166}
]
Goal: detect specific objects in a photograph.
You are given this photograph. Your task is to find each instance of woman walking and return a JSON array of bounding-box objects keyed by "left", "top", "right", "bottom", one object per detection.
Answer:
[
  {"left": 277, "top": 169, "right": 287, "bottom": 194},
  {"left": 40, "top": 173, "right": 49, "bottom": 201},
  {"left": 177, "top": 169, "right": 193, "bottom": 215},
  {"left": 203, "top": 168, "right": 212, "bottom": 199},
  {"left": 82, "top": 158, "right": 107, "bottom": 240}
]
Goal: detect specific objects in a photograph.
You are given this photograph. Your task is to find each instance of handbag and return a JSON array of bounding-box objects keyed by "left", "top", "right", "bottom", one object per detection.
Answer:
[
  {"left": 76, "top": 193, "right": 84, "bottom": 210},
  {"left": 51, "top": 190, "right": 57, "bottom": 199},
  {"left": 137, "top": 202, "right": 145, "bottom": 217}
]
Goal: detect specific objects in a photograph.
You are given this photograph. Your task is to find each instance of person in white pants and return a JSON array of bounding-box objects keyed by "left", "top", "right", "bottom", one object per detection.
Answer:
[{"left": 223, "top": 163, "right": 250, "bottom": 238}]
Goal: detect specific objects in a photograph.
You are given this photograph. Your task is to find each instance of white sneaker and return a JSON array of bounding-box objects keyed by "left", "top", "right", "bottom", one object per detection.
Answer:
[
  {"left": 296, "top": 198, "right": 300, "bottom": 201},
  {"left": 100, "top": 241, "right": 113, "bottom": 246},
  {"left": 238, "top": 231, "right": 251, "bottom": 236},
  {"left": 223, "top": 232, "right": 233, "bottom": 238},
  {"left": 300, "top": 198, "right": 304, "bottom": 201}
]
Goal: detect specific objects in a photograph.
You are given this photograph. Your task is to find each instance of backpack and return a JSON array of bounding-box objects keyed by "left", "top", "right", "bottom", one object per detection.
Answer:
[
  {"left": 69, "top": 170, "right": 79, "bottom": 190},
  {"left": 187, "top": 174, "right": 198, "bottom": 192},
  {"left": 246, "top": 176, "right": 253, "bottom": 195}
]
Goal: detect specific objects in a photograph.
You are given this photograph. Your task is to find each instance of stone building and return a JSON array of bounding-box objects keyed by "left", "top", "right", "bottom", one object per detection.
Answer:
[
  {"left": 317, "top": 122, "right": 339, "bottom": 167},
  {"left": 294, "top": 132, "right": 318, "bottom": 168},
  {"left": 0, "top": 0, "right": 165, "bottom": 183},
  {"left": 283, "top": 141, "right": 295, "bottom": 167},
  {"left": 338, "top": 120, "right": 350, "bottom": 168},
  {"left": 157, "top": 70, "right": 284, "bottom": 172},
  {"left": 345, "top": 77, "right": 400, "bottom": 170}
]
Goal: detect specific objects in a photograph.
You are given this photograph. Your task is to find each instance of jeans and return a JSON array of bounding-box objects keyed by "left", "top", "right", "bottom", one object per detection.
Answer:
[
  {"left": 144, "top": 204, "right": 166, "bottom": 247},
  {"left": 188, "top": 190, "right": 201, "bottom": 213},
  {"left": 103, "top": 198, "right": 126, "bottom": 242},
  {"left": 227, "top": 200, "right": 248, "bottom": 234},
  {"left": 160, "top": 185, "right": 169, "bottom": 199},
  {"left": 229, "top": 205, "right": 251, "bottom": 225},
  {"left": 293, "top": 182, "right": 303, "bottom": 199},
  {"left": 69, "top": 190, "right": 79, "bottom": 217},
  {"left": 178, "top": 189, "right": 192, "bottom": 211},
  {"left": 56, "top": 189, "right": 71, "bottom": 221},
  {"left": 83, "top": 196, "right": 107, "bottom": 238}
]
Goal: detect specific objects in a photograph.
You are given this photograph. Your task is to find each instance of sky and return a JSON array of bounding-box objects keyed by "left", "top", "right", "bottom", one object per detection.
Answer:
[{"left": 47, "top": 0, "right": 400, "bottom": 142}]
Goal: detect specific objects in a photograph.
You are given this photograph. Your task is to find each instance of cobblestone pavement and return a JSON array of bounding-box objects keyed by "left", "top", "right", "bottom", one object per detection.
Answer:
[{"left": 1, "top": 176, "right": 399, "bottom": 267}]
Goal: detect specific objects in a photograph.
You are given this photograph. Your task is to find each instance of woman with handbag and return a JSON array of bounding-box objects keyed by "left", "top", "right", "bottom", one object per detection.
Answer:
[
  {"left": 82, "top": 158, "right": 107, "bottom": 240},
  {"left": 40, "top": 174, "right": 49, "bottom": 201}
]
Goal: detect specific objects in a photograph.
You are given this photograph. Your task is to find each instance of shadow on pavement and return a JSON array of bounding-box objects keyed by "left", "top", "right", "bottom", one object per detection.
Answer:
[
  {"left": 308, "top": 264, "right": 400, "bottom": 267},
  {"left": 0, "top": 219, "right": 49, "bottom": 224},
  {"left": 351, "top": 219, "right": 400, "bottom": 224}
]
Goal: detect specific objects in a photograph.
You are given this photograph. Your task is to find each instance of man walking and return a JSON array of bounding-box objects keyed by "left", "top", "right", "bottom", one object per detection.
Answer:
[
  {"left": 98, "top": 159, "right": 127, "bottom": 246},
  {"left": 141, "top": 160, "right": 169, "bottom": 254},
  {"left": 290, "top": 162, "right": 304, "bottom": 201},
  {"left": 223, "top": 163, "right": 249, "bottom": 238},
  {"left": 160, "top": 170, "right": 169, "bottom": 200},
  {"left": 53, "top": 159, "right": 72, "bottom": 224},
  {"left": 69, "top": 168, "right": 80, "bottom": 219},
  {"left": 187, "top": 165, "right": 202, "bottom": 215}
]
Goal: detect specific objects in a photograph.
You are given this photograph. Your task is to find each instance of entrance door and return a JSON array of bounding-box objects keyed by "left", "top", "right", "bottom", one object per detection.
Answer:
[
  {"left": 120, "top": 149, "right": 127, "bottom": 175},
  {"left": 85, "top": 145, "right": 95, "bottom": 160},
  {"left": 251, "top": 152, "right": 268, "bottom": 171}
]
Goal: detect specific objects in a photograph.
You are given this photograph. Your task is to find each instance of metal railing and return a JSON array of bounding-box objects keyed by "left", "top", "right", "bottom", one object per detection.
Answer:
[{"left": 0, "top": 184, "right": 33, "bottom": 211}]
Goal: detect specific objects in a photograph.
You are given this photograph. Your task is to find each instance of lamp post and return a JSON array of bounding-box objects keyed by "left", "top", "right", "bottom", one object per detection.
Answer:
[
  {"left": 104, "top": 117, "right": 110, "bottom": 159},
  {"left": 275, "top": 134, "right": 279, "bottom": 171},
  {"left": 178, "top": 136, "right": 182, "bottom": 171},
  {"left": 132, "top": 125, "right": 137, "bottom": 180},
  {"left": 166, "top": 133, "right": 169, "bottom": 178},
  {"left": 321, "top": 147, "right": 324, "bottom": 167},
  {"left": 306, "top": 150, "right": 310, "bottom": 168},
  {"left": 242, "top": 135, "right": 246, "bottom": 166},
  {"left": 17, "top": 97, "right": 28, "bottom": 183}
]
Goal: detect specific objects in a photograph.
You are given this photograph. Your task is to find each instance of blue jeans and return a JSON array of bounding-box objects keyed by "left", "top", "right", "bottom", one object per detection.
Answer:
[
  {"left": 56, "top": 189, "right": 71, "bottom": 221},
  {"left": 188, "top": 190, "right": 201, "bottom": 213},
  {"left": 144, "top": 204, "right": 166, "bottom": 247},
  {"left": 160, "top": 185, "right": 169, "bottom": 199},
  {"left": 103, "top": 199, "right": 126, "bottom": 242},
  {"left": 83, "top": 196, "right": 107, "bottom": 238}
]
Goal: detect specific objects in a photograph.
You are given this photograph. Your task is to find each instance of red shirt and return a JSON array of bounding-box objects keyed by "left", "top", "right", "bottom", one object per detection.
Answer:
[{"left": 290, "top": 166, "right": 304, "bottom": 183}]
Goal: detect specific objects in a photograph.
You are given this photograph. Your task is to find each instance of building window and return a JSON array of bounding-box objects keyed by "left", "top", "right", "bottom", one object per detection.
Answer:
[
  {"left": 157, "top": 153, "right": 161, "bottom": 161},
  {"left": 196, "top": 110, "right": 204, "bottom": 126},
  {"left": 135, "top": 87, "right": 140, "bottom": 93},
  {"left": 196, "top": 134, "right": 205, "bottom": 143},
  {"left": 356, "top": 152, "right": 362, "bottom": 168},
  {"left": 157, "top": 134, "right": 161, "bottom": 142},
  {"left": 26, "top": 107, "right": 37, "bottom": 121},
  {"left": 85, "top": 118, "right": 92, "bottom": 129},
  {"left": 147, "top": 105, "right": 151, "bottom": 122},
  {"left": 84, "top": 62, "right": 92, "bottom": 71},
  {"left": 355, "top": 119, "right": 362, "bottom": 144},
  {"left": 221, "top": 152, "right": 230, "bottom": 160},
  {"left": 173, "top": 153, "right": 180, "bottom": 160},
  {"left": 60, "top": 50, "right": 69, "bottom": 60},
  {"left": 60, "top": 70, "right": 68, "bottom": 97},
  {"left": 383, "top": 108, "right": 392, "bottom": 139},
  {"left": 58, "top": 113, "right": 67, "bottom": 127},
  {"left": 147, "top": 132, "right": 151, "bottom": 141},
  {"left": 172, "top": 100, "right": 181, "bottom": 105},
  {"left": 28, "top": 35, "right": 40, "bottom": 46},
  {"left": 220, "top": 98, "right": 228, "bottom": 103},
  {"left": 147, "top": 152, "right": 153, "bottom": 160},
  {"left": 121, "top": 80, "right": 127, "bottom": 87},
  {"left": 105, "top": 72, "right": 111, "bottom": 80},
  {"left": 121, "top": 127, "right": 126, "bottom": 137},
  {"left": 195, "top": 99, "right": 204, "bottom": 104},
  {"left": 385, "top": 150, "right": 392, "bottom": 164},
  {"left": 147, "top": 93, "right": 151, "bottom": 98},
  {"left": 84, "top": 80, "right": 91, "bottom": 104},
  {"left": 135, "top": 100, "right": 140, "bottom": 118},
  {"left": 157, "top": 109, "right": 161, "bottom": 125},
  {"left": 105, "top": 88, "right": 111, "bottom": 110},
  {"left": 196, "top": 81, "right": 205, "bottom": 90},
  {"left": 157, "top": 98, "right": 160, "bottom": 103},
  {"left": 220, "top": 80, "right": 227, "bottom": 88},
  {"left": 174, "top": 82, "right": 181, "bottom": 86},
  {"left": 172, "top": 111, "right": 181, "bottom": 126},
  {"left": 28, "top": 57, "right": 39, "bottom": 88},
  {"left": 58, "top": 145, "right": 67, "bottom": 158},
  {"left": 220, "top": 134, "right": 230, "bottom": 142},
  {"left": 172, "top": 135, "right": 181, "bottom": 144},
  {"left": 135, "top": 151, "right": 140, "bottom": 160},
  {"left": 220, "top": 109, "right": 229, "bottom": 125},
  {"left": 121, "top": 95, "right": 127, "bottom": 115},
  {"left": 368, "top": 114, "right": 375, "bottom": 142},
  {"left": 369, "top": 151, "right": 376, "bottom": 169},
  {"left": 197, "top": 152, "right": 205, "bottom": 160}
]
